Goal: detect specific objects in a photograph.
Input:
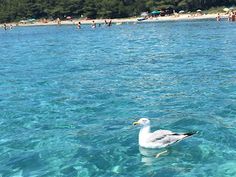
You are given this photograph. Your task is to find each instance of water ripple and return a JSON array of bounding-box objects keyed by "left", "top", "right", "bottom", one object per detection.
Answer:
[{"left": 0, "top": 20, "right": 236, "bottom": 176}]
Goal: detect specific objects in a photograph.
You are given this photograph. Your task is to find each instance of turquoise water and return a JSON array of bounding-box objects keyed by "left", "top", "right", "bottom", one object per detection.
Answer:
[{"left": 0, "top": 20, "right": 236, "bottom": 176}]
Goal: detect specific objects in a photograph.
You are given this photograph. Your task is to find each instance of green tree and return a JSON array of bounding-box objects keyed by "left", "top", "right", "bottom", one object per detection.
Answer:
[{"left": 1, "top": 0, "right": 236, "bottom": 23}]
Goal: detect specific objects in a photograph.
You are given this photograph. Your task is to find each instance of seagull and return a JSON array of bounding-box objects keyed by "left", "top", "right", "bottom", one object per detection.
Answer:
[{"left": 133, "top": 118, "right": 196, "bottom": 154}]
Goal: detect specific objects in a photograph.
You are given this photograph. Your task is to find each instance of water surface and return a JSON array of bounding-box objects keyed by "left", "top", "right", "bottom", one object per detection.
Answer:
[{"left": 0, "top": 20, "right": 236, "bottom": 176}]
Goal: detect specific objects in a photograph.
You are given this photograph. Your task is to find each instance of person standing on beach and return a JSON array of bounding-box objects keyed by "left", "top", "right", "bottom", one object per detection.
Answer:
[{"left": 56, "top": 18, "right": 61, "bottom": 25}]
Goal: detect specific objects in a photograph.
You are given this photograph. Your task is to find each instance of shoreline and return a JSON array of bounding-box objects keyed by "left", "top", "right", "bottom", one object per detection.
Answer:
[{"left": 1, "top": 13, "right": 228, "bottom": 27}]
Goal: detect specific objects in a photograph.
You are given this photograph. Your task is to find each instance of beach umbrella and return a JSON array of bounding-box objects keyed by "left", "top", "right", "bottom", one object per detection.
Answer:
[
  {"left": 229, "top": 6, "right": 235, "bottom": 10},
  {"left": 66, "top": 16, "right": 72, "bottom": 20},
  {"left": 27, "top": 18, "right": 36, "bottom": 22},
  {"left": 151, "top": 10, "right": 161, "bottom": 15},
  {"left": 223, "top": 8, "right": 230, "bottom": 12},
  {"left": 197, "top": 9, "right": 202, "bottom": 12},
  {"left": 19, "top": 20, "right": 27, "bottom": 23},
  {"left": 179, "top": 10, "right": 185, "bottom": 14}
]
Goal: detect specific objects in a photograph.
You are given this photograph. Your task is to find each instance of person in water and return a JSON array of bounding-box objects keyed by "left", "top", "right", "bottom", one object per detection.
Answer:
[
  {"left": 91, "top": 21, "right": 96, "bottom": 28},
  {"left": 108, "top": 20, "right": 112, "bottom": 27},
  {"left": 216, "top": 13, "right": 221, "bottom": 21},
  {"left": 232, "top": 12, "right": 236, "bottom": 22},
  {"left": 228, "top": 12, "right": 232, "bottom": 21},
  {"left": 3, "top": 23, "right": 7, "bottom": 30},
  {"left": 77, "top": 22, "right": 81, "bottom": 29}
]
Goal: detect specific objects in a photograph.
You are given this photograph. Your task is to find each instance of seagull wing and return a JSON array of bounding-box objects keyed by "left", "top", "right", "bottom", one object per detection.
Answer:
[
  {"left": 147, "top": 130, "right": 175, "bottom": 142},
  {"left": 148, "top": 130, "right": 192, "bottom": 148}
]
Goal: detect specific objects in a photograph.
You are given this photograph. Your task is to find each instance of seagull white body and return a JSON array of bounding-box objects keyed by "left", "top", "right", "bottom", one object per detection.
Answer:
[{"left": 133, "top": 118, "right": 195, "bottom": 149}]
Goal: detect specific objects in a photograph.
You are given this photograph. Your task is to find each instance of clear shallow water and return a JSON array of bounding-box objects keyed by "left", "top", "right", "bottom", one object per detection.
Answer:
[{"left": 0, "top": 20, "right": 236, "bottom": 177}]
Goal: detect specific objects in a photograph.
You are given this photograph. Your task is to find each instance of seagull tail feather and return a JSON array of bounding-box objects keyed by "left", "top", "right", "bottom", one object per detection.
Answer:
[{"left": 183, "top": 131, "right": 198, "bottom": 137}]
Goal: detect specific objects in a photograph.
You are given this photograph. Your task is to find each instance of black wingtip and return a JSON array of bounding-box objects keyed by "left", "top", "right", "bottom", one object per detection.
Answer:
[{"left": 184, "top": 131, "right": 198, "bottom": 136}]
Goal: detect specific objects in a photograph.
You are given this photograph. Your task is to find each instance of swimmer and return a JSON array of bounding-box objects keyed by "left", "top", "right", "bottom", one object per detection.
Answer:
[
  {"left": 228, "top": 12, "right": 232, "bottom": 21},
  {"left": 232, "top": 12, "right": 236, "bottom": 22},
  {"left": 216, "top": 13, "right": 221, "bottom": 21},
  {"left": 104, "top": 20, "right": 108, "bottom": 25},
  {"left": 77, "top": 22, "right": 81, "bottom": 29},
  {"left": 108, "top": 20, "right": 112, "bottom": 27},
  {"left": 3, "top": 23, "right": 7, "bottom": 30},
  {"left": 91, "top": 21, "right": 96, "bottom": 28}
]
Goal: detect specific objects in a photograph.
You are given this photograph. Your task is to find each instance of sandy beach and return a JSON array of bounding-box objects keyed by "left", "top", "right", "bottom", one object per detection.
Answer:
[{"left": 0, "top": 13, "right": 228, "bottom": 28}]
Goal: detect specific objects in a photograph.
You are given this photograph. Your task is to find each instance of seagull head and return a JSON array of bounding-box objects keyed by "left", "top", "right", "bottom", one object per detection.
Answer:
[{"left": 133, "top": 118, "right": 150, "bottom": 127}]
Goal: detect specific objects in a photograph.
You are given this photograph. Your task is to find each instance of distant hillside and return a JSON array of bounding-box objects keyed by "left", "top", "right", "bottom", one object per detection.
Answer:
[{"left": 0, "top": 0, "right": 235, "bottom": 23}]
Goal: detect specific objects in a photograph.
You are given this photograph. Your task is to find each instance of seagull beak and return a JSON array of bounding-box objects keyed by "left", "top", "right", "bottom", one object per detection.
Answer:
[{"left": 133, "top": 121, "right": 140, "bottom": 126}]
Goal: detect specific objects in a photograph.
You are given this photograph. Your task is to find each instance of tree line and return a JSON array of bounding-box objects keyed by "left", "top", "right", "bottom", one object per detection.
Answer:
[{"left": 0, "top": 0, "right": 235, "bottom": 23}]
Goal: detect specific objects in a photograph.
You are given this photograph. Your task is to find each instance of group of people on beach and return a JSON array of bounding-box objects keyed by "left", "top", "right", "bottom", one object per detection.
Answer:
[
  {"left": 216, "top": 11, "right": 236, "bottom": 21},
  {"left": 2, "top": 12, "right": 236, "bottom": 30},
  {"left": 77, "top": 19, "right": 112, "bottom": 29}
]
